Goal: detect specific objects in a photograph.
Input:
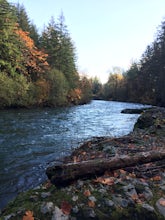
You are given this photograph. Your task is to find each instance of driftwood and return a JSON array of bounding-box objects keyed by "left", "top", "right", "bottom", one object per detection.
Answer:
[{"left": 46, "top": 151, "right": 165, "bottom": 186}]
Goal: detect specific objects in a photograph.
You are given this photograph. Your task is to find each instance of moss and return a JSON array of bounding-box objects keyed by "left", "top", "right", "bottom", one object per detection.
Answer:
[{"left": 110, "top": 205, "right": 159, "bottom": 220}]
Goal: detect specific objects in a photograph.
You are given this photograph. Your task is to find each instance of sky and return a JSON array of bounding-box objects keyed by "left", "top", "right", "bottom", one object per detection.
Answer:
[{"left": 9, "top": 0, "right": 165, "bottom": 83}]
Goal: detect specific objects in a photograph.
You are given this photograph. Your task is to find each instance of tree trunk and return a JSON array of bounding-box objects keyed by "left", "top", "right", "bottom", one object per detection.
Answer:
[{"left": 46, "top": 151, "right": 165, "bottom": 186}]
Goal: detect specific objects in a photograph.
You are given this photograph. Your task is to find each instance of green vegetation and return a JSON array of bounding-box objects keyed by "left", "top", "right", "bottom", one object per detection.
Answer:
[
  {"left": 100, "top": 18, "right": 165, "bottom": 107},
  {"left": 1, "top": 0, "right": 165, "bottom": 108},
  {"left": 0, "top": 0, "right": 92, "bottom": 109}
]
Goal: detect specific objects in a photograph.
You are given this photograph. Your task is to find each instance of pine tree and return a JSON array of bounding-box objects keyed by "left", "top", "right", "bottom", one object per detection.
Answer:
[
  {"left": 0, "top": 0, "right": 23, "bottom": 76},
  {"left": 40, "top": 14, "right": 78, "bottom": 89},
  {"left": 14, "top": 3, "right": 31, "bottom": 32}
]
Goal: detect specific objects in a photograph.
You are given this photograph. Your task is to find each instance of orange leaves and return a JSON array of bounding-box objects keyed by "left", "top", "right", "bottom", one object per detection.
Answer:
[
  {"left": 88, "top": 200, "right": 95, "bottom": 208},
  {"left": 67, "top": 88, "right": 82, "bottom": 104},
  {"left": 151, "top": 175, "right": 162, "bottom": 181},
  {"left": 22, "top": 211, "right": 34, "bottom": 220},
  {"left": 84, "top": 189, "right": 91, "bottom": 197},
  {"left": 61, "top": 201, "right": 72, "bottom": 215},
  {"left": 15, "top": 28, "right": 49, "bottom": 77},
  {"left": 16, "top": 30, "right": 34, "bottom": 49},
  {"left": 159, "top": 200, "right": 165, "bottom": 207},
  {"left": 95, "top": 176, "right": 115, "bottom": 186},
  {"left": 83, "top": 189, "right": 96, "bottom": 208}
]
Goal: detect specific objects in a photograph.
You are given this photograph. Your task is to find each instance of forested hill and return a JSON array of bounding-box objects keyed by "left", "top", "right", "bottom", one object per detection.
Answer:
[{"left": 0, "top": 0, "right": 92, "bottom": 109}]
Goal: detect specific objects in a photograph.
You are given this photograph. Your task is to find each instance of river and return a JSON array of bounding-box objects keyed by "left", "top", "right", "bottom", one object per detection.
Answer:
[{"left": 0, "top": 100, "right": 149, "bottom": 209}]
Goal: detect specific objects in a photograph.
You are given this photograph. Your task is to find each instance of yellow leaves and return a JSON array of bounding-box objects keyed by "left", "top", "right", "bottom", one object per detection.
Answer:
[{"left": 22, "top": 211, "right": 34, "bottom": 220}]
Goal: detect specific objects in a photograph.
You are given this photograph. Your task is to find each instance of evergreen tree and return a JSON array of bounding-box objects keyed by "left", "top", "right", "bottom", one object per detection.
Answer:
[
  {"left": 91, "top": 77, "right": 103, "bottom": 99},
  {"left": 40, "top": 14, "right": 78, "bottom": 89},
  {"left": 14, "top": 3, "right": 30, "bottom": 32},
  {"left": 14, "top": 3, "right": 40, "bottom": 46},
  {"left": 0, "top": 0, "right": 23, "bottom": 76}
]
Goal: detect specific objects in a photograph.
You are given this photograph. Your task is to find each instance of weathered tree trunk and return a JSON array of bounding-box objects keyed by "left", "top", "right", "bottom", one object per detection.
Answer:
[{"left": 46, "top": 151, "right": 165, "bottom": 186}]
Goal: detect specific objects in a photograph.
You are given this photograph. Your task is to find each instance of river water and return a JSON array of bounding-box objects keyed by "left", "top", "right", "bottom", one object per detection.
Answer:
[{"left": 0, "top": 100, "right": 149, "bottom": 209}]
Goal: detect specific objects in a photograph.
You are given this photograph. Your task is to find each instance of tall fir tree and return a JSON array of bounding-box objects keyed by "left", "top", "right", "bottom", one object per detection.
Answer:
[
  {"left": 40, "top": 14, "right": 78, "bottom": 89},
  {"left": 0, "top": 0, "right": 23, "bottom": 76}
]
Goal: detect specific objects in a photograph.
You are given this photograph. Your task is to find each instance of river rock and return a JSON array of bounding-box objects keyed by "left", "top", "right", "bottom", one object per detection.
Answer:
[
  {"left": 104, "top": 199, "right": 114, "bottom": 207},
  {"left": 41, "top": 202, "right": 54, "bottom": 214},
  {"left": 77, "top": 180, "right": 84, "bottom": 188},
  {"left": 72, "top": 195, "right": 79, "bottom": 202},
  {"left": 98, "top": 188, "right": 107, "bottom": 194},
  {"left": 134, "top": 109, "right": 155, "bottom": 129},
  {"left": 143, "top": 187, "right": 153, "bottom": 200},
  {"left": 52, "top": 206, "right": 69, "bottom": 220},
  {"left": 4, "top": 213, "right": 16, "bottom": 220},
  {"left": 72, "top": 205, "right": 79, "bottom": 214},
  {"left": 160, "top": 185, "right": 165, "bottom": 191},
  {"left": 142, "top": 203, "right": 155, "bottom": 212},
  {"left": 156, "top": 198, "right": 165, "bottom": 217},
  {"left": 123, "top": 183, "right": 137, "bottom": 198},
  {"left": 41, "top": 192, "right": 51, "bottom": 198},
  {"left": 83, "top": 208, "right": 96, "bottom": 218},
  {"left": 89, "top": 196, "right": 97, "bottom": 202},
  {"left": 29, "top": 195, "right": 38, "bottom": 202},
  {"left": 112, "top": 195, "right": 130, "bottom": 208}
]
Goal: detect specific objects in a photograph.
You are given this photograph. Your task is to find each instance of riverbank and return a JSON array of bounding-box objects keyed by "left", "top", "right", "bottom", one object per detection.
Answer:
[{"left": 1, "top": 107, "right": 165, "bottom": 220}]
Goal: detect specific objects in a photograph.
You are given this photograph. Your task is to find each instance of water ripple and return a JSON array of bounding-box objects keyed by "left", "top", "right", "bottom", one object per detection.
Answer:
[{"left": 0, "top": 100, "right": 150, "bottom": 209}]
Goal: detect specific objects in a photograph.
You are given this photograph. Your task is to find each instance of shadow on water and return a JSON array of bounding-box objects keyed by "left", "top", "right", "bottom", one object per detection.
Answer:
[{"left": 0, "top": 100, "right": 150, "bottom": 209}]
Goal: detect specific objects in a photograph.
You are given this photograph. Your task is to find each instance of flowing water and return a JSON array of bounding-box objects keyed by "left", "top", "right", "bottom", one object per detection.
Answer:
[{"left": 0, "top": 100, "right": 149, "bottom": 209}]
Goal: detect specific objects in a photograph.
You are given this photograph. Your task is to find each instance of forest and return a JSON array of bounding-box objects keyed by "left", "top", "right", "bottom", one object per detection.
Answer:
[
  {"left": 92, "top": 23, "right": 165, "bottom": 107},
  {"left": 0, "top": 0, "right": 92, "bottom": 108},
  {"left": 0, "top": 0, "right": 165, "bottom": 108}
]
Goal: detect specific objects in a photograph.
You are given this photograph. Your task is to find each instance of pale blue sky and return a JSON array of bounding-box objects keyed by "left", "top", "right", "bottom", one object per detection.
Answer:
[{"left": 10, "top": 0, "right": 165, "bottom": 82}]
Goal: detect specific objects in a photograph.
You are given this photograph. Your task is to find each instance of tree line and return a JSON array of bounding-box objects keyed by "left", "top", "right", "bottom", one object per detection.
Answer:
[
  {"left": 0, "top": 0, "right": 92, "bottom": 109},
  {"left": 1, "top": 0, "right": 165, "bottom": 108},
  {"left": 93, "top": 19, "right": 165, "bottom": 107}
]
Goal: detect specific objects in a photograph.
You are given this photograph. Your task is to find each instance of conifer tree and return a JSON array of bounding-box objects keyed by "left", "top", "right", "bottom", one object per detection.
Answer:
[
  {"left": 40, "top": 14, "right": 78, "bottom": 89},
  {"left": 0, "top": 0, "right": 23, "bottom": 75}
]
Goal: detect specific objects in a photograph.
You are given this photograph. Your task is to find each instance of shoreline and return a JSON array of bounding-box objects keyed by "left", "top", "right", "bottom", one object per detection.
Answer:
[{"left": 1, "top": 107, "right": 165, "bottom": 219}]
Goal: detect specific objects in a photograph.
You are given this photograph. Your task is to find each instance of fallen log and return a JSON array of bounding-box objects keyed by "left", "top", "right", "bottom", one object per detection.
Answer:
[{"left": 46, "top": 151, "right": 165, "bottom": 186}]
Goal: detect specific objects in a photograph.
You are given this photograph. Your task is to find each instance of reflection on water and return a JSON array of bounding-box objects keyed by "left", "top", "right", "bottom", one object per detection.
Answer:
[{"left": 0, "top": 100, "right": 149, "bottom": 209}]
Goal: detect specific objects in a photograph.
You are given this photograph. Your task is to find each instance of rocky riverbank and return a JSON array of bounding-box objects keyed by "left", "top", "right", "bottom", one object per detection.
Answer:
[{"left": 1, "top": 107, "right": 165, "bottom": 220}]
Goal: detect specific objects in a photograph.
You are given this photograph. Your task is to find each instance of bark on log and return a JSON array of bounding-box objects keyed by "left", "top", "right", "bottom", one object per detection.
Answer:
[{"left": 46, "top": 151, "right": 165, "bottom": 186}]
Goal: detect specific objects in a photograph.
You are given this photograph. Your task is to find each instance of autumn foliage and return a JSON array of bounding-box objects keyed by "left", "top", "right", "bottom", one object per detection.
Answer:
[
  {"left": 0, "top": 0, "right": 92, "bottom": 108},
  {"left": 15, "top": 28, "right": 49, "bottom": 79}
]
